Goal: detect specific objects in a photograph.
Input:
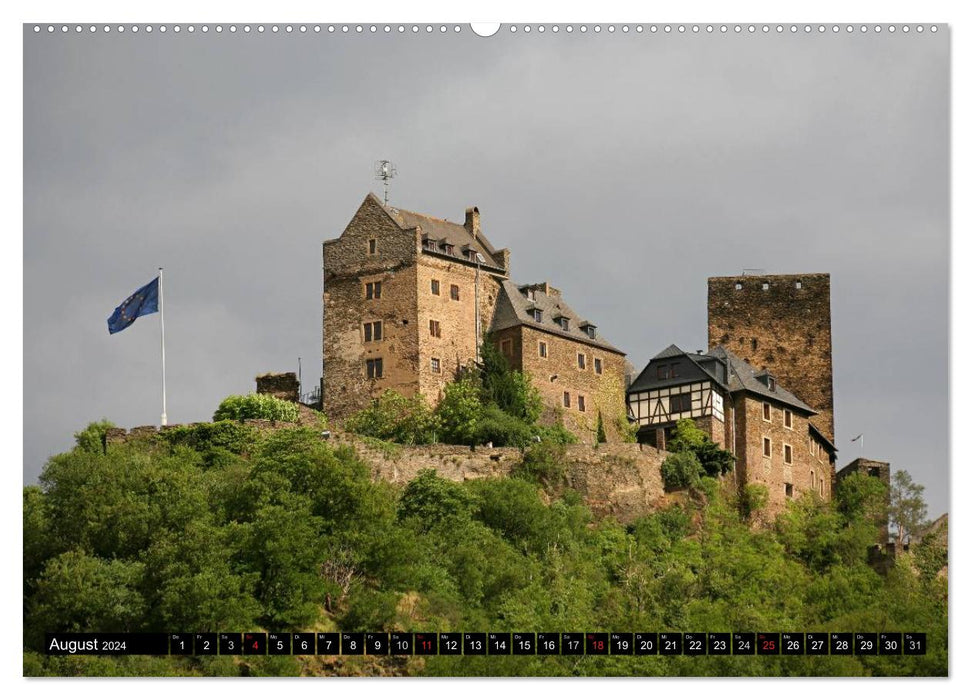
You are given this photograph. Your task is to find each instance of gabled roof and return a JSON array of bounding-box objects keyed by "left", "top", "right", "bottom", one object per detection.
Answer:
[
  {"left": 627, "top": 344, "right": 816, "bottom": 414},
  {"left": 490, "top": 279, "right": 623, "bottom": 354},
  {"left": 707, "top": 346, "right": 815, "bottom": 414},
  {"left": 364, "top": 193, "right": 504, "bottom": 270}
]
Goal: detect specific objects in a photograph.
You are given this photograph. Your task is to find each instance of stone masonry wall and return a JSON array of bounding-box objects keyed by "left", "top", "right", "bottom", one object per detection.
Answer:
[
  {"left": 518, "top": 326, "right": 628, "bottom": 444},
  {"left": 323, "top": 195, "right": 421, "bottom": 419},
  {"left": 736, "top": 395, "right": 832, "bottom": 517},
  {"left": 255, "top": 372, "right": 299, "bottom": 402},
  {"left": 336, "top": 435, "right": 667, "bottom": 522},
  {"left": 708, "top": 273, "right": 835, "bottom": 442},
  {"left": 416, "top": 255, "right": 503, "bottom": 405}
]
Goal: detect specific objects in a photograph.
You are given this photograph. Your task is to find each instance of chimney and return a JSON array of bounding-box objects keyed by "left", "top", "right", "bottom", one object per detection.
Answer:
[{"left": 464, "top": 206, "right": 481, "bottom": 240}]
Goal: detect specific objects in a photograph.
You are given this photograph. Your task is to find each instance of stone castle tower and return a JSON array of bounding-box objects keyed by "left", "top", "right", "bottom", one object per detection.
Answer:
[{"left": 707, "top": 273, "right": 835, "bottom": 442}]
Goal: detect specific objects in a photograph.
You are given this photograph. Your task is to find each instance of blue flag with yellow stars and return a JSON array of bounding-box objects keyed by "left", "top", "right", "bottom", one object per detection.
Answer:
[{"left": 107, "top": 277, "right": 159, "bottom": 334}]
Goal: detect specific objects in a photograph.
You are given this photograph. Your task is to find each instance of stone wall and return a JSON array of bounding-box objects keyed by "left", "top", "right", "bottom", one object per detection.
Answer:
[
  {"left": 708, "top": 273, "right": 835, "bottom": 442},
  {"left": 735, "top": 395, "right": 833, "bottom": 517},
  {"left": 337, "top": 435, "right": 667, "bottom": 522},
  {"left": 323, "top": 195, "right": 422, "bottom": 419},
  {"left": 256, "top": 372, "right": 299, "bottom": 402},
  {"left": 493, "top": 324, "right": 628, "bottom": 444},
  {"left": 415, "top": 254, "right": 503, "bottom": 406}
]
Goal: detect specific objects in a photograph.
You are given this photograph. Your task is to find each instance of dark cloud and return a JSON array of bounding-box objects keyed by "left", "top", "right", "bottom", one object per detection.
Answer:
[{"left": 23, "top": 27, "right": 949, "bottom": 518}]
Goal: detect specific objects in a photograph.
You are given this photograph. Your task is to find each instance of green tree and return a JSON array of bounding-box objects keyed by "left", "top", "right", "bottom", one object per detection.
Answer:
[
  {"left": 345, "top": 390, "right": 438, "bottom": 444},
  {"left": 596, "top": 410, "right": 607, "bottom": 444},
  {"left": 660, "top": 450, "right": 704, "bottom": 490},
  {"left": 398, "top": 469, "right": 475, "bottom": 530},
  {"left": 73, "top": 419, "right": 116, "bottom": 455},
  {"left": 26, "top": 551, "right": 146, "bottom": 648},
  {"left": 668, "top": 418, "right": 734, "bottom": 476},
  {"left": 480, "top": 338, "right": 543, "bottom": 423},
  {"left": 889, "top": 470, "right": 928, "bottom": 549},
  {"left": 436, "top": 378, "right": 483, "bottom": 445}
]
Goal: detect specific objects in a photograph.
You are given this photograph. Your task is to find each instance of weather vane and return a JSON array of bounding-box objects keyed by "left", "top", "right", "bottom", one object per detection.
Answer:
[{"left": 374, "top": 160, "right": 397, "bottom": 206}]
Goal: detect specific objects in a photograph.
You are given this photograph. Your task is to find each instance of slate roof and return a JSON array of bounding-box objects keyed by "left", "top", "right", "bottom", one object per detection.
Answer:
[
  {"left": 372, "top": 194, "right": 505, "bottom": 270},
  {"left": 628, "top": 343, "right": 816, "bottom": 414},
  {"left": 707, "top": 346, "right": 815, "bottom": 414},
  {"left": 490, "top": 279, "right": 624, "bottom": 354}
]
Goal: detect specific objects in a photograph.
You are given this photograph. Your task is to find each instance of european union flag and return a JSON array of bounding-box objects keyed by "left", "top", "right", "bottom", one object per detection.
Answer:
[{"left": 107, "top": 277, "right": 159, "bottom": 334}]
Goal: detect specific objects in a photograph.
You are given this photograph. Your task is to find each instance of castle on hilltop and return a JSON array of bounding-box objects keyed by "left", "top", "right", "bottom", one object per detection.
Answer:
[
  {"left": 314, "top": 195, "right": 885, "bottom": 519},
  {"left": 321, "top": 193, "right": 628, "bottom": 441}
]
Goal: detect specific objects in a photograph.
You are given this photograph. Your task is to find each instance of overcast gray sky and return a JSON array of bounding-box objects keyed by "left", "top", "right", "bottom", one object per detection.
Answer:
[{"left": 23, "top": 25, "right": 949, "bottom": 518}]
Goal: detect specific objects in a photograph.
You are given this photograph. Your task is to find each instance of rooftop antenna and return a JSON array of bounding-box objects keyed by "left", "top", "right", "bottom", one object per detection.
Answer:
[{"left": 374, "top": 160, "right": 397, "bottom": 206}]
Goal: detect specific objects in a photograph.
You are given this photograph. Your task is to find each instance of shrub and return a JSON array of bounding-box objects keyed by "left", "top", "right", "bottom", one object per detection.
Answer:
[
  {"left": 660, "top": 450, "right": 704, "bottom": 490},
  {"left": 740, "top": 483, "right": 769, "bottom": 519},
  {"left": 512, "top": 443, "right": 567, "bottom": 488},
  {"left": 398, "top": 469, "right": 475, "bottom": 528},
  {"left": 475, "top": 404, "right": 534, "bottom": 447},
  {"left": 480, "top": 338, "right": 543, "bottom": 423},
  {"left": 435, "top": 379, "right": 483, "bottom": 446},
  {"left": 213, "top": 394, "right": 299, "bottom": 423},
  {"left": 534, "top": 422, "right": 579, "bottom": 446},
  {"left": 73, "top": 420, "right": 116, "bottom": 455},
  {"left": 668, "top": 418, "right": 733, "bottom": 476},
  {"left": 161, "top": 421, "right": 259, "bottom": 455},
  {"left": 345, "top": 390, "right": 438, "bottom": 445},
  {"left": 595, "top": 411, "right": 607, "bottom": 444}
]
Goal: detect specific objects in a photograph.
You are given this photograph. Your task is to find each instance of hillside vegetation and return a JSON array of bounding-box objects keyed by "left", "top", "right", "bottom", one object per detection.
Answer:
[{"left": 23, "top": 420, "right": 947, "bottom": 677}]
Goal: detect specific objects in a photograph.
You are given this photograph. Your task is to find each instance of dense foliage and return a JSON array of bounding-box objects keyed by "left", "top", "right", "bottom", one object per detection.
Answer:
[
  {"left": 660, "top": 419, "right": 735, "bottom": 490},
  {"left": 23, "top": 421, "right": 946, "bottom": 677},
  {"left": 344, "top": 340, "right": 576, "bottom": 448},
  {"left": 213, "top": 393, "right": 301, "bottom": 423}
]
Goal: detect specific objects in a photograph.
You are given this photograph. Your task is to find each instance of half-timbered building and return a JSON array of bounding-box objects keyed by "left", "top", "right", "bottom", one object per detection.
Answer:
[{"left": 627, "top": 344, "right": 837, "bottom": 513}]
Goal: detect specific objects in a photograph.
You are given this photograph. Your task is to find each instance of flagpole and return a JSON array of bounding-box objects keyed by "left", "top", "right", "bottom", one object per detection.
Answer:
[{"left": 159, "top": 267, "right": 167, "bottom": 426}]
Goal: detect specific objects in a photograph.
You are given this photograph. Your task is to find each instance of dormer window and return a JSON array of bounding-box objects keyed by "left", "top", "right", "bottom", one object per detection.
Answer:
[
  {"left": 531, "top": 308, "right": 543, "bottom": 323},
  {"left": 555, "top": 316, "right": 569, "bottom": 331},
  {"left": 581, "top": 323, "right": 597, "bottom": 339},
  {"left": 768, "top": 376, "right": 776, "bottom": 391}
]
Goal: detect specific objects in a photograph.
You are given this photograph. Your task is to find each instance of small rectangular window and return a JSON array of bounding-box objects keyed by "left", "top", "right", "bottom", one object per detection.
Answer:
[
  {"left": 431, "top": 279, "right": 440, "bottom": 295},
  {"left": 784, "top": 409, "right": 792, "bottom": 429},
  {"left": 429, "top": 320, "right": 441, "bottom": 338},
  {"left": 430, "top": 357, "right": 441, "bottom": 373},
  {"left": 763, "top": 437, "right": 771, "bottom": 457},
  {"left": 785, "top": 483, "right": 793, "bottom": 498},
  {"left": 365, "top": 281, "right": 382, "bottom": 300},
  {"left": 366, "top": 358, "right": 383, "bottom": 379},
  {"left": 450, "top": 284, "right": 460, "bottom": 301},
  {"left": 532, "top": 308, "right": 543, "bottom": 323},
  {"left": 368, "top": 238, "right": 377, "bottom": 255},
  {"left": 762, "top": 402, "right": 771, "bottom": 421},
  {"left": 578, "top": 395, "right": 586, "bottom": 412},
  {"left": 670, "top": 362, "right": 680, "bottom": 378},
  {"left": 563, "top": 391, "right": 571, "bottom": 408},
  {"left": 784, "top": 444, "right": 793, "bottom": 464},
  {"left": 539, "top": 341, "right": 548, "bottom": 358},
  {"left": 577, "top": 353, "right": 586, "bottom": 370},
  {"left": 363, "top": 321, "right": 382, "bottom": 342},
  {"left": 559, "top": 317, "right": 570, "bottom": 331},
  {"left": 657, "top": 364, "right": 670, "bottom": 380},
  {"left": 671, "top": 393, "right": 692, "bottom": 413},
  {"left": 500, "top": 339, "right": 512, "bottom": 356},
  {"left": 594, "top": 358, "right": 603, "bottom": 375}
]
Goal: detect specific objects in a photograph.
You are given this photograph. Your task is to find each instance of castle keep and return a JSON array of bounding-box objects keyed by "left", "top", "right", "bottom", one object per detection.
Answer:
[
  {"left": 707, "top": 273, "right": 835, "bottom": 442},
  {"left": 322, "top": 194, "right": 627, "bottom": 442}
]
